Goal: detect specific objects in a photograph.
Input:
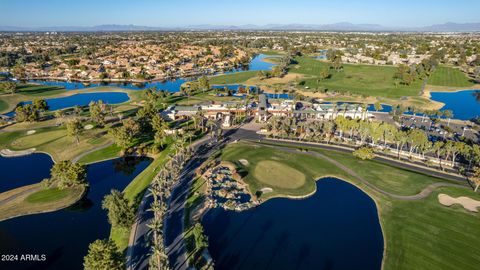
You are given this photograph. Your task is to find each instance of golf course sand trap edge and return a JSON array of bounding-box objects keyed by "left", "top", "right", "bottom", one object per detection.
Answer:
[
  {"left": 438, "top": 194, "right": 480, "bottom": 212},
  {"left": 239, "top": 159, "right": 249, "bottom": 166}
]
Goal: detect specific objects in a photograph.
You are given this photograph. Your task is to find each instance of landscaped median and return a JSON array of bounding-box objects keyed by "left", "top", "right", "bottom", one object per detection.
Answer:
[
  {"left": 109, "top": 144, "right": 174, "bottom": 252},
  {"left": 0, "top": 183, "right": 86, "bottom": 222}
]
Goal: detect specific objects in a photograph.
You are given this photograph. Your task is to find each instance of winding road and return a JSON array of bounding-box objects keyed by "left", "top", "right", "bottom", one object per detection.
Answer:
[{"left": 128, "top": 121, "right": 470, "bottom": 270}]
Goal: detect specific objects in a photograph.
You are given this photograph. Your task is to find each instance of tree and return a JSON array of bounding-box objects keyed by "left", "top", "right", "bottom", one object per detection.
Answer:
[
  {"left": 443, "top": 110, "right": 453, "bottom": 126},
  {"left": 192, "top": 223, "right": 209, "bottom": 251},
  {"left": 66, "top": 118, "right": 83, "bottom": 144},
  {"left": 432, "top": 141, "right": 445, "bottom": 170},
  {"left": 54, "top": 109, "right": 65, "bottom": 125},
  {"left": 102, "top": 189, "right": 135, "bottom": 229},
  {"left": 471, "top": 167, "right": 480, "bottom": 192},
  {"left": 374, "top": 102, "right": 383, "bottom": 112},
  {"left": 109, "top": 119, "right": 140, "bottom": 151},
  {"left": 12, "top": 64, "right": 27, "bottom": 82},
  {"left": 50, "top": 161, "right": 86, "bottom": 189},
  {"left": 406, "top": 129, "right": 428, "bottom": 157},
  {"left": 89, "top": 100, "right": 106, "bottom": 126},
  {"left": 198, "top": 76, "right": 210, "bottom": 92},
  {"left": 353, "top": 147, "right": 375, "bottom": 160},
  {"left": 0, "top": 81, "right": 17, "bottom": 95},
  {"left": 83, "top": 239, "right": 124, "bottom": 270},
  {"left": 152, "top": 114, "right": 168, "bottom": 148},
  {"left": 474, "top": 67, "right": 480, "bottom": 83},
  {"left": 319, "top": 67, "right": 331, "bottom": 80},
  {"left": 256, "top": 70, "right": 266, "bottom": 80},
  {"left": 15, "top": 104, "right": 39, "bottom": 122}
]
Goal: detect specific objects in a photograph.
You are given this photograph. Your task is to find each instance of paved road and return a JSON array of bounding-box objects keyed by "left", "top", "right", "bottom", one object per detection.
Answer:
[
  {"left": 126, "top": 187, "right": 155, "bottom": 270},
  {"left": 127, "top": 134, "right": 218, "bottom": 270},
  {"left": 129, "top": 122, "right": 471, "bottom": 270}
]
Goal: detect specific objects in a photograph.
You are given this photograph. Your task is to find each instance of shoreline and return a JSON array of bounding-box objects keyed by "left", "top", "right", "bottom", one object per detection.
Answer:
[
  {"left": 0, "top": 86, "right": 137, "bottom": 115},
  {"left": 0, "top": 184, "right": 87, "bottom": 222}
]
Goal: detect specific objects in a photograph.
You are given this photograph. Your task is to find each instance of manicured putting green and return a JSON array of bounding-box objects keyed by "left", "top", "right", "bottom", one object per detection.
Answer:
[{"left": 253, "top": 160, "right": 306, "bottom": 189}]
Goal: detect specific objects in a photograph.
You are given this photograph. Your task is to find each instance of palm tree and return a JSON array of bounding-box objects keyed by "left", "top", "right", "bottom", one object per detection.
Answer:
[
  {"left": 443, "top": 110, "right": 453, "bottom": 126},
  {"left": 432, "top": 141, "right": 445, "bottom": 170}
]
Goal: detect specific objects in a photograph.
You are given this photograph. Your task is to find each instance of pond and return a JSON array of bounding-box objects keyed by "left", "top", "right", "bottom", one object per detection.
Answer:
[
  {"left": 4, "top": 92, "right": 130, "bottom": 117},
  {"left": 202, "top": 178, "right": 384, "bottom": 270},
  {"left": 28, "top": 78, "right": 191, "bottom": 92},
  {"left": 29, "top": 92, "right": 129, "bottom": 111},
  {"left": 430, "top": 90, "right": 480, "bottom": 120},
  {"left": 0, "top": 153, "right": 53, "bottom": 193},
  {"left": 0, "top": 157, "right": 152, "bottom": 270}
]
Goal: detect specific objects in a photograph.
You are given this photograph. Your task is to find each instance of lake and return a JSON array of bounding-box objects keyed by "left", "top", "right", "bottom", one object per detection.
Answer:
[
  {"left": 0, "top": 157, "right": 152, "bottom": 270},
  {"left": 4, "top": 92, "right": 130, "bottom": 117},
  {"left": 27, "top": 54, "right": 275, "bottom": 93},
  {"left": 28, "top": 92, "right": 129, "bottom": 111},
  {"left": 202, "top": 178, "right": 384, "bottom": 270},
  {"left": 430, "top": 90, "right": 480, "bottom": 120},
  {"left": 0, "top": 153, "right": 53, "bottom": 193}
]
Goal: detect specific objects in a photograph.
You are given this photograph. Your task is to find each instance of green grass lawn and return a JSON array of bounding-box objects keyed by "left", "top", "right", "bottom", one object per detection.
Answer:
[
  {"left": 0, "top": 125, "right": 114, "bottom": 162},
  {"left": 219, "top": 141, "right": 479, "bottom": 270},
  {"left": 382, "top": 186, "right": 480, "bottom": 270},
  {"left": 220, "top": 143, "right": 349, "bottom": 198},
  {"left": 111, "top": 143, "right": 174, "bottom": 251},
  {"left": 290, "top": 56, "right": 422, "bottom": 98},
  {"left": 253, "top": 160, "right": 306, "bottom": 189},
  {"left": 16, "top": 84, "right": 67, "bottom": 96},
  {"left": 0, "top": 184, "right": 85, "bottom": 221},
  {"left": 26, "top": 187, "right": 72, "bottom": 203},
  {"left": 0, "top": 98, "right": 8, "bottom": 112},
  {"left": 427, "top": 66, "right": 474, "bottom": 87},
  {"left": 77, "top": 144, "right": 122, "bottom": 164},
  {"left": 209, "top": 70, "right": 257, "bottom": 85},
  {"left": 319, "top": 149, "right": 449, "bottom": 196}
]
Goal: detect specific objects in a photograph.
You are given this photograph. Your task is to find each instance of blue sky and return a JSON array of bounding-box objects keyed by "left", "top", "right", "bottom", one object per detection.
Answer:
[{"left": 2, "top": 0, "right": 479, "bottom": 27}]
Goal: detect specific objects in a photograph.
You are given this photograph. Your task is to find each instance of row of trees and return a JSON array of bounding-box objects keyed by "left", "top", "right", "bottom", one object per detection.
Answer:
[
  {"left": 266, "top": 116, "right": 480, "bottom": 190},
  {"left": 148, "top": 138, "right": 193, "bottom": 270}
]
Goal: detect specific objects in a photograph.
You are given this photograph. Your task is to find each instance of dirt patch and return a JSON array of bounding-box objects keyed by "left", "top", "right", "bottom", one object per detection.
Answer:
[
  {"left": 438, "top": 193, "right": 480, "bottom": 212},
  {"left": 245, "top": 73, "right": 305, "bottom": 88}
]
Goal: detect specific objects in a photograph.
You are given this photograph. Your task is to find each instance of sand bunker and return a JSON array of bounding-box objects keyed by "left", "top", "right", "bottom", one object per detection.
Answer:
[
  {"left": 438, "top": 194, "right": 480, "bottom": 212},
  {"left": 26, "top": 130, "right": 36, "bottom": 135},
  {"left": 239, "top": 159, "right": 249, "bottom": 166},
  {"left": 84, "top": 124, "right": 94, "bottom": 130},
  {"left": 260, "top": 187, "right": 273, "bottom": 193}
]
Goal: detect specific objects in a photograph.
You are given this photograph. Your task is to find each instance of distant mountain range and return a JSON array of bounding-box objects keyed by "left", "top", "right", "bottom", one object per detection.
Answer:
[{"left": 1, "top": 22, "right": 480, "bottom": 32}]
